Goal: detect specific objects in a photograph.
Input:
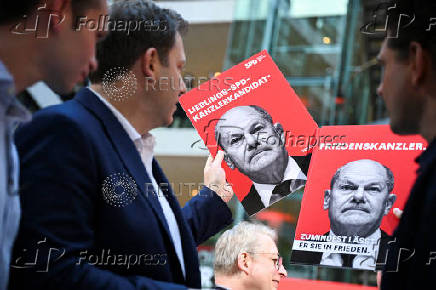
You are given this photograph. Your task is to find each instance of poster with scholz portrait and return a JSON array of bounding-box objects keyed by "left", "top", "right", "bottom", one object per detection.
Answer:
[
  {"left": 179, "top": 50, "right": 317, "bottom": 216},
  {"left": 290, "top": 125, "right": 427, "bottom": 271}
]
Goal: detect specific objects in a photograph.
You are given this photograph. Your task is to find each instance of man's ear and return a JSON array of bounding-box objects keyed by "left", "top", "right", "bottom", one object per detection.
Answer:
[
  {"left": 323, "top": 190, "right": 331, "bottom": 210},
  {"left": 224, "top": 154, "right": 235, "bottom": 170},
  {"left": 237, "top": 253, "right": 251, "bottom": 275},
  {"left": 384, "top": 194, "right": 397, "bottom": 215},
  {"left": 141, "top": 47, "right": 160, "bottom": 84},
  {"left": 409, "top": 41, "right": 428, "bottom": 87},
  {"left": 47, "top": 0, "right": 70, "bottom": 34},
  {"left": 273, "top": 123, "right": 285, "bottom": 145}
]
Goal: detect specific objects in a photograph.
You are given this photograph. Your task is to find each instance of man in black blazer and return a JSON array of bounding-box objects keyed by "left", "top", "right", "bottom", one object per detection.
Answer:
[
  {"left": 375, "top": 1, "right": 436, "bottom": 289},
  {"left": 291, "top": 159, "right": 396, "bottom": 270},
  {"left": 215, "top": 105, "right": 310, "bottom": 216},
  {"left": 9, "top": 1, "right": 233, "bottom": 289}
]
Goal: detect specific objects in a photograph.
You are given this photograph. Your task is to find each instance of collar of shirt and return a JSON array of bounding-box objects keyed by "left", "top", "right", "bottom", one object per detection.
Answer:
[
  {"left": 253, "top": 156, "right": 306, "bottom": 207},
  {"left": 89, "top": 87, "right": 156, "bottom": 172},
  {"left": 0, "top": 60, "right": 31, "bottom": 123},
  {"left": 320, "top": 229, "right": 381, "bottom": 269}
]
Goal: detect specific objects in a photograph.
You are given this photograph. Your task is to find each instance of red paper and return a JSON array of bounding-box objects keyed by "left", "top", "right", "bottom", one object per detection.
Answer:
[
  {"left": 180, "top": 50, "right": 317, "bottom": 216},
  {"left": 290, "top": 125, "right": 427, "bottom": 270}
]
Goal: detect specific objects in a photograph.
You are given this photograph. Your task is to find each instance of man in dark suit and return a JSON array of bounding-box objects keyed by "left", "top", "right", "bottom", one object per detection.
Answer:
[
  {"left": 291, "top": 159, "right": 396, "bottom": 270},
  {"left": 9, "top": 1, "right": 233, "bottom": 289},
  {"left": 215, "top": 105, "right": 310, "bottom": 216},
  {"left": 375, "top": 1, "right": 436, "bottom": 289}
]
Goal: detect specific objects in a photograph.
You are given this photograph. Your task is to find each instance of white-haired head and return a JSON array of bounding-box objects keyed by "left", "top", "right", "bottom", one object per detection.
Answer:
[{"left": 214, "top": 221, "right": 277, "bottom": 276}]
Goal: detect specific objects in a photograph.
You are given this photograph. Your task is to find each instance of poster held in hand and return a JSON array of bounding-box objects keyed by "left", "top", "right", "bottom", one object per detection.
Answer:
[{"left": 179, "top": 50, "right": 317, "bottom": 216}]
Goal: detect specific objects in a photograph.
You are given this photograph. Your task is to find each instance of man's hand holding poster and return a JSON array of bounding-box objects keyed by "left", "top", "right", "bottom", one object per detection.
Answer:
[
  {"left": 179, "top": 50, "right": 317, "bottom": 216},
  {"left": 180, "top": 51, "right": 427, "bottom": 272},
  {"left": 290, "top": 125, "right": 427, "bottom": 270}
]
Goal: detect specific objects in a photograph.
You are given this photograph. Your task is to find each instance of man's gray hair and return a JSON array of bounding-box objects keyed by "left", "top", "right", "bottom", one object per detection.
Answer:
[{"left": 214, "top": 221, "right": 277, "bottom": 276}]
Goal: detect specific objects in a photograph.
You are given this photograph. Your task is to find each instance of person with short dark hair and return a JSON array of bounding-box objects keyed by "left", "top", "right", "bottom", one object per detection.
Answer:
[
  {"left": 375, "top": 0, "right": 436, "bottom": 288},
  {"left": 292, "top": 159, "right": 396, "bottom": 270},
  {"left": 215, "top": 105, "right": 310, "bottom": 215},
  {"left": 10, "top": 1, "right": 233, "bottom": 289},
  {"left": 0, "top": 1, "right": 108, "bottom": 289}
]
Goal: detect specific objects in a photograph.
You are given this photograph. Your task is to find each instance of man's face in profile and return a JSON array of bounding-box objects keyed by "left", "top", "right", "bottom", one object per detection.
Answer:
[
  {"left": 44, "top": 0, "right": 108, "bottom": 94},
  {"left": 217, "top": 106, "right": 288, "bottom": 183},
  {"left": 376, "top": 40, "right": 425, "bottom": 135},
  {"left": 324, "top": 160, "right": 396, "bottom": 237},
  {"left": 245, "top": 235, "right": 286, "bottom": 290}
]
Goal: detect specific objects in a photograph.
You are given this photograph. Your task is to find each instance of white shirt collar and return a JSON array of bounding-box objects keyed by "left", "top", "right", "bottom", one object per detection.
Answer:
[
  {"left": 252, "top": 156, "right": 306, "bottom": 207},
  {"left": 320, "top": 229, "right": 381, "bottom": 270},
  {"left": 88, "top": 87, "right": 156, "bottom": 152},
  {"left": 88, "top": 87, "right": 140, "bottom": 141}
]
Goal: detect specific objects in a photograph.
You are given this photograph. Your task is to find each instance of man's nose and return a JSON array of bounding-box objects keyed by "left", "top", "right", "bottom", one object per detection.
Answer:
[
  {"left": 376, "top": 82, "right": 383, "bottom": 98},
  {"left": 179, "top": 75, "right": 187, "bottom": 96},
  {"left": 278, "top": 263, "right": 287, "bottom": 278},
  {"left": 352, "top": 186, "right": 365, "bottom": 202},
  {"left": 245, "top": 133, "right": 259, "bottom": 150}
]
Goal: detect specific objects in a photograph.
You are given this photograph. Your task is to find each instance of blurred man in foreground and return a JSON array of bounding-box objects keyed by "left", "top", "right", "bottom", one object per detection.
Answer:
[
  {"left": 375, "top": 0, "right": 436, "bottom": 288},
  {"left": 0, "top": 1, "right": 107, "bottom": 288},
  {"left": 214, "top": 222, "right": 287, "bottom": 289}
]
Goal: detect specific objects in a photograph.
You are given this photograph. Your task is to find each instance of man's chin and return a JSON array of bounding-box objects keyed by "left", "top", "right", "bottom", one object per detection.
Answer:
[
  {"left": 389, "top": 118, "right": 420, "bottom": 136},
  {"left": 47, "top": 81, "right": 75, "bottom": 96},
  {"left": 337, "top": 221, "right": 374, "bottom": 235}
]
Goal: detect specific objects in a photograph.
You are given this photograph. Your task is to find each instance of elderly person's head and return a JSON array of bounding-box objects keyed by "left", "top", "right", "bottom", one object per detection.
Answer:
[
  {"left": 215, "top": 106, "right": 288, "bottom": 185},
  {"left": 214, "top": 222, "right": 287, "bottom": 290},
  {"left": 324, "top": 159, "right": 397, "bottom": 237}
]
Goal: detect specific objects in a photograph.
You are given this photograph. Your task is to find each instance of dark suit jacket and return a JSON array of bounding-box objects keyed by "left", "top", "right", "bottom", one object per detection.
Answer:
[
  {"left": 241, "top": 155, "right": 311, "bottom": 216},
  {"left": 9, "top": 88, "right": 232, "bottom": 289},
  {"left": 291, "top": 230, "right": 391, "bottom": 270},
  {"left": 381, "top": 139, "right": 436, "bottom": 290}
]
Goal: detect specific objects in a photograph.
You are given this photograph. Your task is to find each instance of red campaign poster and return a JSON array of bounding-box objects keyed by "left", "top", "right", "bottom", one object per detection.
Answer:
[
  {"left": 290, "top": 125, "right": 427, "bottom": 271},
  {"left": 179, "top": 50, "right": 318, "bottom": 216}
]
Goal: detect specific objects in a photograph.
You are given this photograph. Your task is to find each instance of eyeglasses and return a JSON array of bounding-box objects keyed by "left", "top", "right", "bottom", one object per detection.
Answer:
[{"left": 247, "top": 252, "right": 283, "bottom": 271}]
